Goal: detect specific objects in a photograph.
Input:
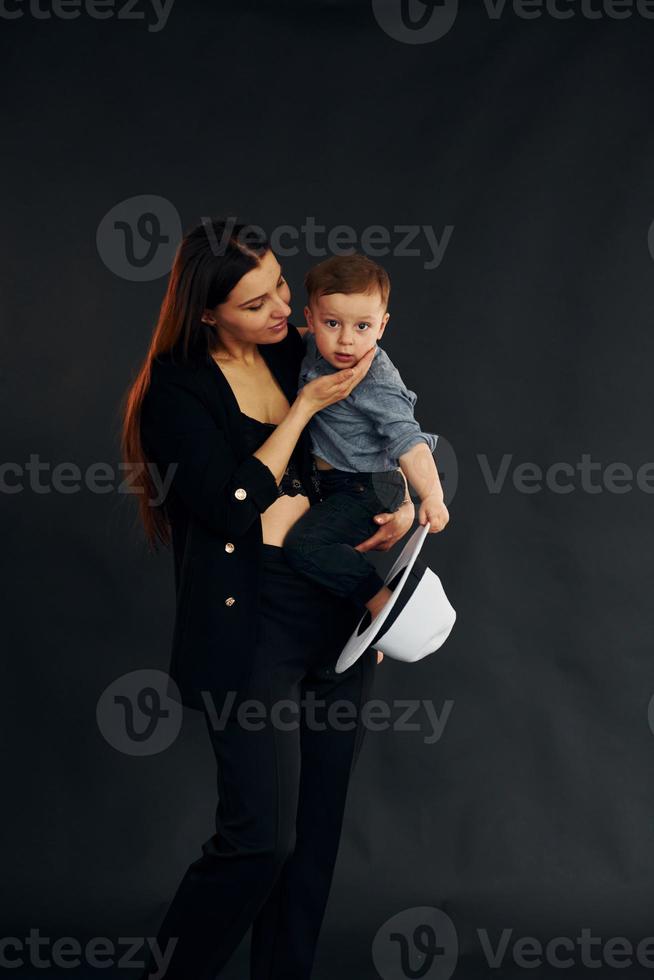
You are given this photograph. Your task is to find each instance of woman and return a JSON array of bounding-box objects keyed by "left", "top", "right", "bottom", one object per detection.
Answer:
[{"left": 121, "top": 218, "right": 415, "bottom": 980}]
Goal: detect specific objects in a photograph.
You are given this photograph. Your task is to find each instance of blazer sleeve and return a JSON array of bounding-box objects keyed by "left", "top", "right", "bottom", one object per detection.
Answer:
[{"left": 140, "top": 368, "right": 280, "bottom": 538}]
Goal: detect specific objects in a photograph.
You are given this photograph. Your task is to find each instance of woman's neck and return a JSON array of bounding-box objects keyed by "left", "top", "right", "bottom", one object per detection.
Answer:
[{"left": 210, "top": 338, "right": 260, "bottom": 367}]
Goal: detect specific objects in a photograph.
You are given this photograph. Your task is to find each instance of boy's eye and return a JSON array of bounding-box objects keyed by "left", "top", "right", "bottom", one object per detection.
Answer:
[
  {"left": 326, "top": 319, "right": 339, "bottom": 328},
  {"left": 356, "top": 322, "right": 370, "bottom": 331}
]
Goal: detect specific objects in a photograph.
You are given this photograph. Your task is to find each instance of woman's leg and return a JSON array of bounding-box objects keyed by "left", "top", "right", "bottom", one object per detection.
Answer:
[
  {"left": 249, "top": 599, "right": 378, "bottom": 979},
  {"left": 141, "top": 547, "right": 377, "bottom": 980},
  {"left": 141, "top": 553, "right": 318, "bottom": 980},
  {"left": 141, "top": 683, "right": 302, "bottom": 980}
]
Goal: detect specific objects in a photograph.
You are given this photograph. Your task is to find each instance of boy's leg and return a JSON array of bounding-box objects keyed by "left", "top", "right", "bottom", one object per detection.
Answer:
[
  {"left": 283, "top": 488, "right": 386, "bottom": 607},
  {"left": 283, "top": 470, "right": 406, "bottom": 608}
]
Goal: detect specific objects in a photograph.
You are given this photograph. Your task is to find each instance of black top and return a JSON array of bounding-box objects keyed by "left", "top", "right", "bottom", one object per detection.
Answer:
[
  {"left": 238, "top": 411, "right": 315, "bottom": 499},
  {"left": 139, "top": 322, "right": 324, "bottom": 711}
]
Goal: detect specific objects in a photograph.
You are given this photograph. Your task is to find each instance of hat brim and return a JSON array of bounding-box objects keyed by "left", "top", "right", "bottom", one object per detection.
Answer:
[{"left": 334, "top": 522, "right": 431, "bottom": 674}]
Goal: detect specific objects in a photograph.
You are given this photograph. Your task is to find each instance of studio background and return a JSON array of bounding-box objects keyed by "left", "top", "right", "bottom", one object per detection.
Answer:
[{"left": 3, "top": 1, "right": 654, "bottom": 977}]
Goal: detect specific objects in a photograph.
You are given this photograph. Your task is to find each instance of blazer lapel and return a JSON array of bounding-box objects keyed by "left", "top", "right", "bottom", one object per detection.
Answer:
[
  {"left": 205, "top": 336, "right": 299, "bottom": 456},
  {"left": 258, "top": 338, "right": 298, "bottom": 408}
]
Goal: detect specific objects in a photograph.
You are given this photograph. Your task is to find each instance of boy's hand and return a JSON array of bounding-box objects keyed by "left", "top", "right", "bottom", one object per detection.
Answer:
[{"left": 418, "top": 494, "right": 449, "bottom": 532}]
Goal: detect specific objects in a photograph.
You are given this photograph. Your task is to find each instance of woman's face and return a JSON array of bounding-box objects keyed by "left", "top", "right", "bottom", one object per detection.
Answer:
[{"left": 205, "top": 249, "right": 292, "bottom": 345}]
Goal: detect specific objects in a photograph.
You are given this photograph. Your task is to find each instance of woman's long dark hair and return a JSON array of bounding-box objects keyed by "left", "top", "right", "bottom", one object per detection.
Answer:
[{"left": 120, "top": 218, "right": 270, "bottom": 551}]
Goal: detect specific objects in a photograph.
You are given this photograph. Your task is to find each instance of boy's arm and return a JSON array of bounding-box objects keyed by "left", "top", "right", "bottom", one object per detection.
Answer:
[
  {"left": 351, "top": 378, "right": 438, "bottom": 465},
  {"left": 398, "top": 442, "right": 443, "bottom": 502},
  {"left": 352, "top": 378, "right": 450, "bottom": 533},
  {"left": 398, "top": 443, "right": 449, "bottom": 532}
]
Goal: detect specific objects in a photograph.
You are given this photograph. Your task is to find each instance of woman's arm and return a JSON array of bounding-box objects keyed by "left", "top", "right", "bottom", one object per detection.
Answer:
[
  {"left": 141, "top": 349, "right": 376, "bottom": 539},
  {"left": 250, "top": 396, "right": 312, "bottom": 485},
  {"left": 353, "top": 497, "right": 415, "bottom": 553},
  {"left": 141, "top": 371, "right": 281, "bottom": 539},
  {"left": 255, "top": 346, "right": 377, "bottom": 481}
]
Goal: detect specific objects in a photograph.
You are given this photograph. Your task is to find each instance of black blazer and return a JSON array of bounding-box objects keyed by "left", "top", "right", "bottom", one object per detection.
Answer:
[{"left": 140, "top": 322, "right": 321, "bottom": 711}]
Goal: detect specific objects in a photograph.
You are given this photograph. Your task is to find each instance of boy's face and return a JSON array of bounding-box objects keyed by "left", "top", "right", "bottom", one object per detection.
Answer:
[{"left": 304, "top": 289, "right": 389, "bottom": 370}]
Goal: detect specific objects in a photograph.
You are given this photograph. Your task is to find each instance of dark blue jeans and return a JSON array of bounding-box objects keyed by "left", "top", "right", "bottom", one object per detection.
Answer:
[{"left": 283, "top": 467, "right": 407, "bottom": 608}]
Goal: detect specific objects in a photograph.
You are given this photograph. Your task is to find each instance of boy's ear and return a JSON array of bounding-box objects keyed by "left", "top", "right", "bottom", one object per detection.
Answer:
[
  {"left": 377, "top": 312, "right": 390, "bottom": 340},
  {"left": 304, "top": 305, "right": 315, "bottom": 331}
]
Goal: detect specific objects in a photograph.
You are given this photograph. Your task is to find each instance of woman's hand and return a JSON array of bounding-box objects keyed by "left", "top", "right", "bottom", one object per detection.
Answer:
[
  {"left": 297, "top": 346, "right": 376, "bottom": 419},
  {"left": 353, "top": 496, "right": 415, "bottom": 554}
]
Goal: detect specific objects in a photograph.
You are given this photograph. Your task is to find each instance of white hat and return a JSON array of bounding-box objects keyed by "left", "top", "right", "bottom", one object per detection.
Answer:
[{"left": 334, "top": 522, "right": 456, "bottom": 674}]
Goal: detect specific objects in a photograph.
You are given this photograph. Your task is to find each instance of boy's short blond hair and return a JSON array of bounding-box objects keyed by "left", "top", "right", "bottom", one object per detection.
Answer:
[{"left": 304, "top": 253, "right": 391, "bottom": 309}]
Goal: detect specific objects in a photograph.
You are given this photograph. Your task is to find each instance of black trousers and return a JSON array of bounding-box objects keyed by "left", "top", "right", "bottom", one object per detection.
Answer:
[
  {"left": 283, "top": 467, "right": 406, "bottom": 607},
  {"left": 142, "top": 543, "right": 376, "bottom": 980}
]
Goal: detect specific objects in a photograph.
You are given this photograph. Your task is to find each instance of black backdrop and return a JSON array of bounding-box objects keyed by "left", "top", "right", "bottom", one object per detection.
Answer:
[{"left": 4, "top": 1, "right": 654, "bottom": 977}]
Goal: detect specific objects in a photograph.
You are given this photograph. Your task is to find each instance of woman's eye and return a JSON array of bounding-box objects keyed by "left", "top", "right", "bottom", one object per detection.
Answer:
[{"left": 247, "top": 277, "right": 284, "bottom": 311}]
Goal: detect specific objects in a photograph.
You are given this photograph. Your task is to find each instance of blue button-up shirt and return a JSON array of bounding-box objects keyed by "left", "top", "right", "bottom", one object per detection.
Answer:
[{"left": 298, "top": 333, "right": 438, "bottom": 473}]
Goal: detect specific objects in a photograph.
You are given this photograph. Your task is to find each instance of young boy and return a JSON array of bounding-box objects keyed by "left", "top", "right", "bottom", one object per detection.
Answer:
[{"left": 283, "top": 253, "right": 449, "bottom": 623}]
